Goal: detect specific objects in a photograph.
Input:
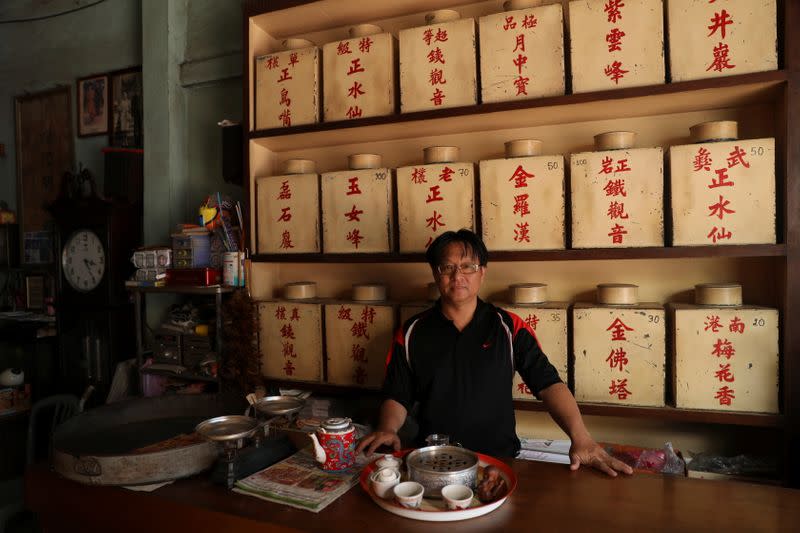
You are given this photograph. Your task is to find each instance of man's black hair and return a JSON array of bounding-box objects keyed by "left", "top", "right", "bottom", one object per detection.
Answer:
[{"left": 425, "top": 229, "right": 489, "bottom": 269}]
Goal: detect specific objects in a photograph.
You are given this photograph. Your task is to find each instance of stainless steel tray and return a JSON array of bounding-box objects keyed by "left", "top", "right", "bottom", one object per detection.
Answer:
[
  {"left": 253, "top": 395, "right": 305, "bottom": 417},
  {"left": 196, "top": 415, "right": 259, "bottom": 442}
]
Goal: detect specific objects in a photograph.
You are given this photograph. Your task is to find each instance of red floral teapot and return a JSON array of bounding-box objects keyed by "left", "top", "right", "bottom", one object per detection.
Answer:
[{"left": 308, "top": 417, "right": 356, "bottom": 471}]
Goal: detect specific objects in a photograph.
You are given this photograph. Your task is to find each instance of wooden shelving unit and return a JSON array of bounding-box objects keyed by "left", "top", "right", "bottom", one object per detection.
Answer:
[{"left": 244, "top": 0, "right": 800, "bottom": 485}]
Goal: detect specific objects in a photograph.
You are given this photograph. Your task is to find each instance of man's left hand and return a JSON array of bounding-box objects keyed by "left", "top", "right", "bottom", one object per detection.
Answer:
[{"left": 569, "top": 437, "right": 633, "bottom": 477}]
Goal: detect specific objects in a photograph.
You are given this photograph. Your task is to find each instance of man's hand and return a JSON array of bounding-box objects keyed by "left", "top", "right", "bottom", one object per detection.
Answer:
[
  {"left": 355, "top": 430, "right": 401, "bottom": 456},
  {"left": 569, "top": 437, "right": 633, "bottom": 477}
]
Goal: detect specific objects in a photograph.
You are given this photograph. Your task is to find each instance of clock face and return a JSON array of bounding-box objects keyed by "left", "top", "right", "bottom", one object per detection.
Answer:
[{"left": 62, "top": 229, "right": 106, "bottom": 292}]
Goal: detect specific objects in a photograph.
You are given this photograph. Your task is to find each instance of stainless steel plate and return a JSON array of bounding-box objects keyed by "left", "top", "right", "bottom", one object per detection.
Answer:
[
  {"left": 195, "top": 415, "right": 259, "bottom": 442},
  {"left": 253, "top": 395, "right": 305, "bottom": 417}
]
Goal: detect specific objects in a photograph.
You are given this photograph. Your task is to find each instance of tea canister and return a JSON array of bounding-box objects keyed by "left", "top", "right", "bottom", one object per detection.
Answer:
[
  {"left": 670, "top": 283, "right": 778, "bottom": 413},
  {"left": 255, "top": 39, "right": 320, "bottom": 129},
  {"left": 322, "top": 24, "right": 396, "bottom": 121},
  {"left": 501, "top": 284, "right": 568, "bottom": 401},
  {"left": 256, "top": 159, "right": 320, "bottom": 254},
  {"left": 573, "top": 284, "right": 666, "bottom": 407},
  {"left": 321, "top": 154, "right": 393, "bottom": 253},
  {"left": 479, "top": 0, "right": 565, "bottom": 103},
  {"left": 480, "top": 139, "right": 565, "bottom": 251},
  {"left": 399, "top": 10, "right": 477, "bottom": 113},
  {"left": 569, "top": 0, "right": 665, "bottom": 93},
  {"left": 325, "top": 284, "right": 395, "bottom": 388},
  {"left": 396, "top": 146, "right": 475, "bottom": 253},
  {"left": 259, "top": 282, "right": 324, "bottom": 382},
  {"left": 670, "top": 121, "right": 776, "bottom": 246},
  {"left": 570, "top": 131, "right": 663, "bottom": 248},
  {"left": 668, "top": 0, "right": 777, "bottom": 83}
]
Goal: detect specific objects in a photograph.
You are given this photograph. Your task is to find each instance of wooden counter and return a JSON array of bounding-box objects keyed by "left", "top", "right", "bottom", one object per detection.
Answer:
[{"left": 26, "top": 458, "right": 800, "bottom": 532}]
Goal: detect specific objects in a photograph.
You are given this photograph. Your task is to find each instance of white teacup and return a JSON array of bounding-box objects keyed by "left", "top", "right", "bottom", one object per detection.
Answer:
[
  {"left": 376, "top": 454, "right": 402, "bottom": 471},
  {"left": 393, "top": 481, "right": 424, "bottom": 509},
  {"left": 370, "top": 468, "right": 401, "bottom": 500},
  {"left": 441, "top": 484, "right": 474, "bottom": 510}
]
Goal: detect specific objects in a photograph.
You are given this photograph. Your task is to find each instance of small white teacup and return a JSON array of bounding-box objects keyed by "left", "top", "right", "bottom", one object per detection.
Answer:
[
  {"left": 441, "top": 484, "right": 474, "bottom": 510},
  {"left": 376, "top": 454, "right": 402, "bottom": 471},
  {"left": 393, "top": 481, "right": 424, "bottom": 509},
  {"left": 370, "top": 468, "right": 400, "bottom": 500}
]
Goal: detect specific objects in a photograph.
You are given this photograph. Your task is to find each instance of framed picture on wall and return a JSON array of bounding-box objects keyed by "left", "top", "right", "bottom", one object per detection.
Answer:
[
  {"left": 109, "top": 67, "right": 143, "bottom": 148},
  {"left": 76, "top": 74, "right": 109, "bottom": 136}
]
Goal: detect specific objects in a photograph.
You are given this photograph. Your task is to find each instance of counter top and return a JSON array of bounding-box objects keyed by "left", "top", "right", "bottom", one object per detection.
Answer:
[{"left": 26, "top": 458, "right": 799, "bottom": 532}]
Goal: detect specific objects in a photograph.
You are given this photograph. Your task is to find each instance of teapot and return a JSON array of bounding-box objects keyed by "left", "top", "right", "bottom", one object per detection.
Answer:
[{"left": 308, "top": 417, "right": 356, "bottom": 471}]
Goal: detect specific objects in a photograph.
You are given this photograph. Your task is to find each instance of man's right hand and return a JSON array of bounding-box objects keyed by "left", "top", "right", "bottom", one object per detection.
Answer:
[{"left": 355, "top": 430, "right": 401, "bottom": 456}]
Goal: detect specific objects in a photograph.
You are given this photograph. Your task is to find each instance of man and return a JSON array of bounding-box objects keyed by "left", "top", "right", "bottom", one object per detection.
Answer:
[{"left": 356, "top": 229, "right": 633, "bottom": 477}]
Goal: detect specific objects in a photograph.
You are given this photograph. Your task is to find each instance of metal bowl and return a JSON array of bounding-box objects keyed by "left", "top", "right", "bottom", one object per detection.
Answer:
[{"left": 405, "top": 445, "right": 479, "bottom": 498}]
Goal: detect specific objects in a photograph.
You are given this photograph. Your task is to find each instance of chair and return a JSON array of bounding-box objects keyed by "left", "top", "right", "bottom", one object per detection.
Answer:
[{"left": 0, "top": 394, "right": 79, "bottom": 533}]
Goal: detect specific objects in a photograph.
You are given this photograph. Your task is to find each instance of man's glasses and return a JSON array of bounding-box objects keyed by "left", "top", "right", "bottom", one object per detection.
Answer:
[{"left": 436, "top": 263, "right": 482, "bottom": 276}]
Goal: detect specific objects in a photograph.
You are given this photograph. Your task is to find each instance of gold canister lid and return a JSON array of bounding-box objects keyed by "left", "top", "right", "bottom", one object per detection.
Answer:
[
  {"left": 695, "top": 283, "right": 742, "bottom": 306},
  {"left": 690, "top": 121, "right": 738, "bottom": 143},
  {"left": 425, "top": 9, "right": 460, "bottom": 24},
  {"left": 352, "top": 283, "right": 388, "bottom": 302},
  {"left": 510, "top": 283, "right": 548, "bottom": 304},
  {"left": 424, "top": 146, "right": 460, "bottom": 164},
  {"left": 281, "top": 159, "right": 316, "bottom": 175},
  {"left": 348, "top": 154, "right": 382, "bottom": 170},
  {"left": 427, "top": 282, "right": 440, "bottom": 302},
  {"left": 594, "top": 131, "right": 636, "bottom": 151},
  {"left": 282, "top": 38, "right": 315, "bottom": 50},
  {"left": 597, "top": 283, "right": 638, "bottom": 305},
  {"left": 505, "top": 140, "right": 543, "bottom": 158},
  {"left": 504, "top": 0, "right": 542, "bottom": 10},
  {"left": 349, "top": 24, "right": 382, "bottom": 37},
  {"left": 284, "top": 281, "right": 317, "bottom": 300}
]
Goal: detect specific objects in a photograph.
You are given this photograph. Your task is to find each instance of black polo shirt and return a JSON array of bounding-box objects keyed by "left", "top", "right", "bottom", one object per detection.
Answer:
[{"left": 382, "top": 298, "right": 562, "bottom": 457}]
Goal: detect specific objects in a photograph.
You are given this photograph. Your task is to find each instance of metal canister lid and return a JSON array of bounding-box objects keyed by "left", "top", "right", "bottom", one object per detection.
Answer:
[
  {"left": 597, "top": 283, "right": 638, "bottom": 305},
  {"left": 284, "top": 281, "right": 317, "bottom": 300},
  {"left": 424, "top": 146, "right": 460, "bottom": 164},
  {"left": 425, "top": 9, "right": 460, "bottom": 24},
  {"left": 349, "top": 24, "right": 382, "bottom": 37},
  {"left": 505, "top": 139, "right": 543, "bottom": 158},
  {"left": 690, "top": 121, "right": 738, "bottom": 143},
  {"left": 322, "top": 417, "right": 352, "bottom": 431},
  {"left": 594, "top": 131, "right": 636, "bottom": 151},
  {"left": 504, "top": 0, "right": 543, "bottom": 11},
  {"left": 352, "top": 283, "right": 387, "bottom": 302},
  {"left": 282, "top": 38, "right": 315, "bottom": 50},
  {"left": 406, "top": 445, "right": 478, "bottom": 474},
  {"left": 281, "top": 159, "right": 316, "bottom": 175},
  {"left": 510, "top": 283, "right": 548, "bottom": 304},
  {"left": 348, "top": 153, "right": 382, "bottom": 169},
  {"left": 695, "top": 283, "right": 743, "bottom": 306}
]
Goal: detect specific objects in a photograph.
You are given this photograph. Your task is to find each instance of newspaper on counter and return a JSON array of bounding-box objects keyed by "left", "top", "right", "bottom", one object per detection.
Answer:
[{"left": 233, "top": 446, "right": 376, "bottom": 512}]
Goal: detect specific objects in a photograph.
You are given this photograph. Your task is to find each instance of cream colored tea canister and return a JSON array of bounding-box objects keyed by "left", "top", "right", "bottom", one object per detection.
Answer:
[
  {"left": 399, "top": 10, "right": 477, "bottom": 113},
  {"left": 325, "top": 284, "right": 395, "bottom": 388},
  {"left": 573, "top": 284, "right": 666, "bottom": 407},
  {"left": 480, "top": 140, "right": 565, "bottom": 251},
  {"left": 479, "top": 1, "right": 565, "bottom": 103},
  {"left": 668, "top": 0, "right": 777, "bottom": 83},
  {"left": 397, "top": 147, "right": 475, "bottom": 253},
  {"left": 670, "top": 121, "right": 776, "bottom": 246},
  {"left": 501, "top": 284, "right": 568, "bottom": 401},
  {"left": 569, "top": 0, "right": 665, "bottom": 93},
  {"left": 400, "top": 282, "right": 440, "bottom": 325},
  {"left": 322, "top": 25, "right": 396, "bottom": 121},
  {"left": 321, "top": 154, "right": 393, "bottom": 253},
  {"left": 256, "top": 159, "right": 320, "bottom": 254},
  {"left": 259, "top": 282, "right": 323, "bottom": 382},
  {"left": 255, "top": 39, "right": 320, "bottom": 129},
  {"left": 571, "top": 132, "right": 663, "bottom": 248},
  {"left": 670, "top": 283, "right": 778, "bottom": 413}
]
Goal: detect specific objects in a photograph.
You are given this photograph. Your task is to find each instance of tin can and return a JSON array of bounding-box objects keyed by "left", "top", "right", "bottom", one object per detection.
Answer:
[{"left": 223, "top": 252, "right": 241, "bottom": 286}]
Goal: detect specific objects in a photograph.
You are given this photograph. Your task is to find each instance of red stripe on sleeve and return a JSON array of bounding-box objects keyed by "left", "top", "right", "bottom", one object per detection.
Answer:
[
  {"left": 508, "top": 310, "right": 543, "bottom": 351},
  {"left": 384, "top": 327, "right": 406, "bottom": 372}
]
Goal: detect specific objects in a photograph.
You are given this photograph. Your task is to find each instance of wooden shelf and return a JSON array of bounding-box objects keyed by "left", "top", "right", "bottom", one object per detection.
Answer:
[
  {"left": 251, "top": 244, "right": 785, "bottom": 263},
  {"left": 127, "top": 285, "right": 235, "bottom": 295},
  {"left": 514, "top": 400, "right": 784, "bottom": 428},
  {"left": 265, "top": 379, "right": 382, "bottom": 397},
  {"left": 140, "top": 367, "right": 219, "bottom": 383},
  {"left": 250, "top": 71, "right": 787, "bottom": 152}
]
